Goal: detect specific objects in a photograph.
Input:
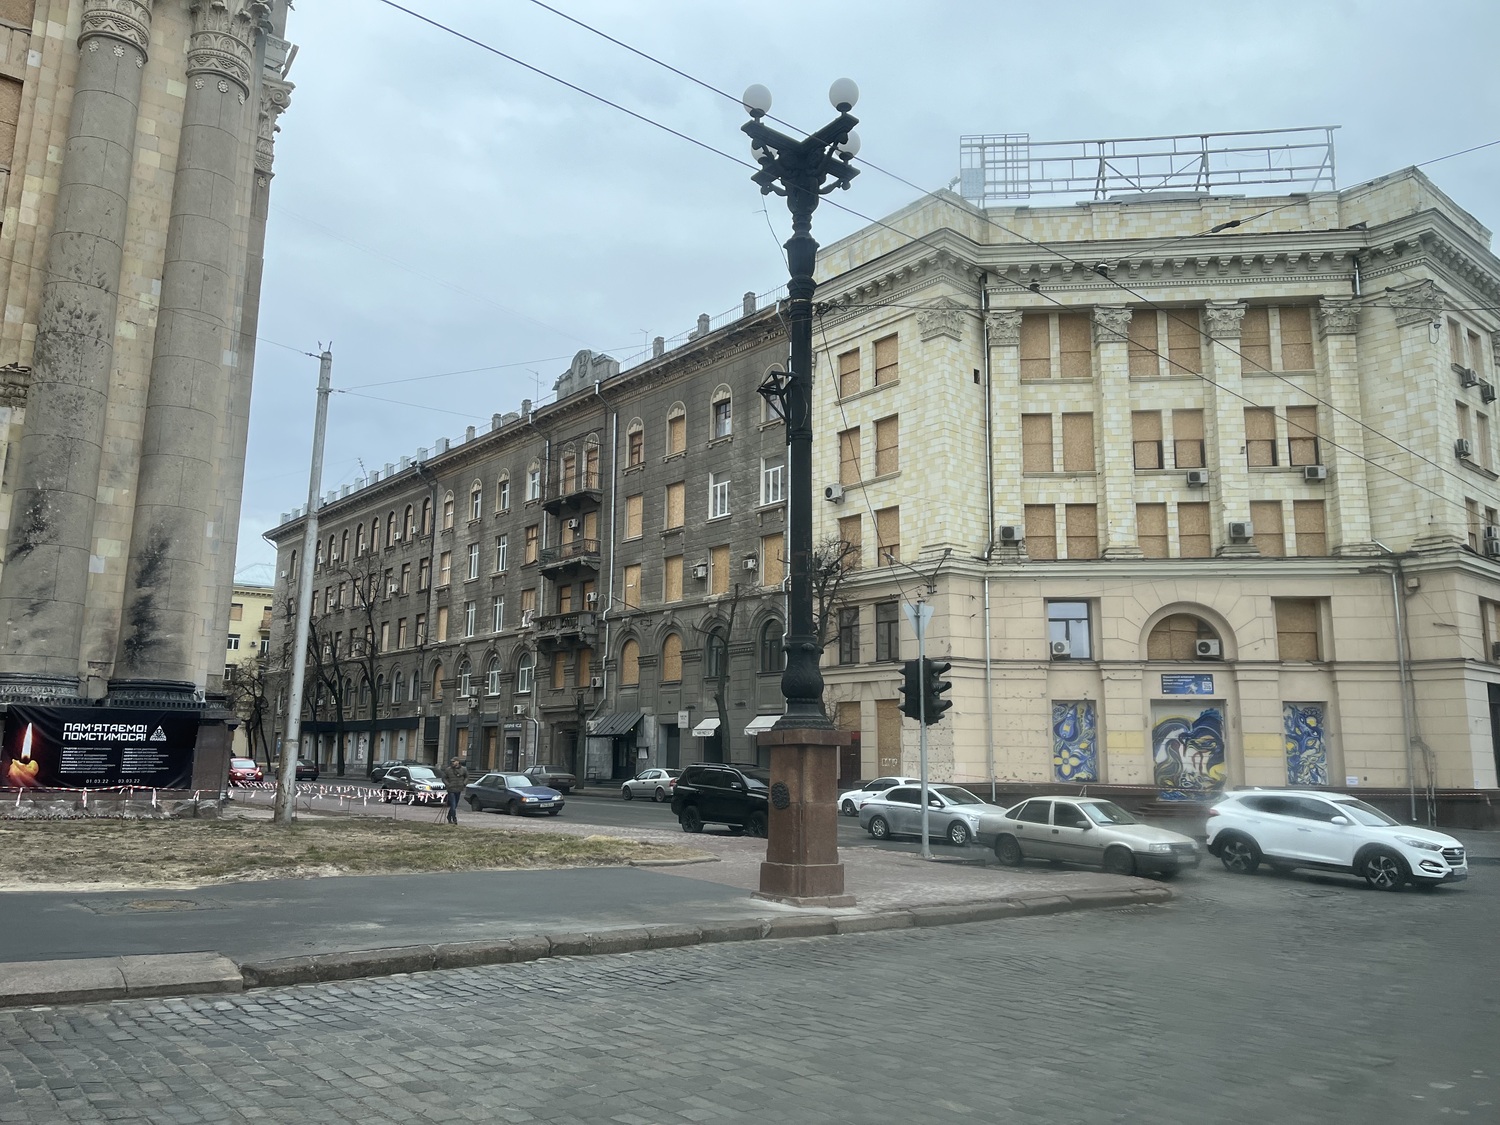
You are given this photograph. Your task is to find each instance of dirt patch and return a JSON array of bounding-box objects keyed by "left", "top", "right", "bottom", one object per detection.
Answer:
[{"left": 0, "top": 819, "right": 704, "bottom": 890}]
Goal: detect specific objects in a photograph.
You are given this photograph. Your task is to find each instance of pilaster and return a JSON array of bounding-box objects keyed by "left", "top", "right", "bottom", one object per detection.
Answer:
[
  {"left": 1204, "top": 300, "right": 1255, "bottom": 556},
  {"left": 1093, "top": 306, "right": 1142, "bottom": 558},
  {"left": 1318, "top": 299, "right": 1375, "bottom": 555},
  {"left": 987, "top": 308, "right": 1022, "bottom": 544}
]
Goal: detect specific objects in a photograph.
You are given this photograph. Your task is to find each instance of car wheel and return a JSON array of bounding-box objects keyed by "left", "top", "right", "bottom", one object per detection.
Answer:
[
  {"left": 868, "top": 815, "right": 891, "bottom": 841},
  {"left": 946, "top": 821, "right": 971, "bottom": 847},
  {"left": 1361, "top": 848, "right": 1409, "bottom": 892},
  {"left": 1218, "top": 834, "right": 1261, "bottom": 875},
  {"left": 840, "top": 799, "right": 856, "bottom": 817},
  {"left": 1102, "top": 847, "right": 1136, "bottom": 876},
  {"left": 468, "top": 796, "right": 481, "bottom": 812},
  {"left": 747, "top": 811, "right": 768, "bottom": 839},
  {"left": 994, "top": 835, "right": 1023, "bottom": 866},
  {"left": 653, "top": 787, "right": 668, "bottom": 802},
  {"left": 507, "top": 800, "right": 521, "bottom": 816},
  {"left": 679, "top": 806, "right": 704, "bottom": 833},
  {"left": 728, "top": 825, "right": 745, "bottom": 836},
  {"left": 621, "top": 785, "right": 633, "bottom": 801}
]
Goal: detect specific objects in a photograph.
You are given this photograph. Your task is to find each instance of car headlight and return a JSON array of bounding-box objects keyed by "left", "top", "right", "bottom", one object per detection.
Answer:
[
  {"left": 523, "top": 795, "right": 538, "bottom": 802},
  {"left": 1395, "top": 836, "right": 1442, "bottom": 851},
  {"left": 1147, "top": 842, "right": 1173, "bottom": 853}
]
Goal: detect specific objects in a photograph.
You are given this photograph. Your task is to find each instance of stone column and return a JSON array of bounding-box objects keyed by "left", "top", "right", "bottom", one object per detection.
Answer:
[
  {"left": 1318, "top": 299, "right": 1374, "bottom": 555},
  {"left": 1093, "top": 306, "right": 1141, "bottom": 558},
  {"left": 112, "top": 0, "right": 267, "bottom": 699},
  {"left": 1203, "top": 300, "right": 1254, "bottom": 556},
  {"left": 1387, "top": 281, "right": 1461, "bottom": 551},
  {"left": 985, "top": 309, "right": 1022, "bottom": 552},
  {"left": 0, "top": 1, "right": 155, "bottom": 696}
]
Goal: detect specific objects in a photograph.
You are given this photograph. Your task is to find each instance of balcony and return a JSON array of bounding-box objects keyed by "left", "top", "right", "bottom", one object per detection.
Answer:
[
  {"left": 542, "top": 471, "right": 603, "bottom": 514},
  {"left": 534, "top": 610, "right": 599, "bottom": 647},
  {"left": 539, "top": 537, "right": 601, "bottom": 575}
]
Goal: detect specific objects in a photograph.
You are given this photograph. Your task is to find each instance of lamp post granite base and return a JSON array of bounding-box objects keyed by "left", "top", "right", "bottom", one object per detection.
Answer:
[{"left": 754, "top": 727, "right": 856, "bottom": 908}]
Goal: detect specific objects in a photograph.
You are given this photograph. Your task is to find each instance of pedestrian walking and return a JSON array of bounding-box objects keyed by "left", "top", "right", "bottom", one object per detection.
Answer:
[{"left": 442, "top": 757, "right": 468, "bottom": 825}]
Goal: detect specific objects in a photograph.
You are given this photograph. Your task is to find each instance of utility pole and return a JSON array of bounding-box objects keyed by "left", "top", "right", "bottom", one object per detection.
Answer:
[{"left": 274, "top": 348, "right": 332, "bottom": 826}]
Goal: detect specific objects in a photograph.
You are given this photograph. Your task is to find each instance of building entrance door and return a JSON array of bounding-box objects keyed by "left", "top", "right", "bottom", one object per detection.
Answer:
[
  {"left": 664, "top": 724, "right": 680, "bottom": 769},
  {"left": 1489, "top": 684, "right": 1500, "bottom": 783}
]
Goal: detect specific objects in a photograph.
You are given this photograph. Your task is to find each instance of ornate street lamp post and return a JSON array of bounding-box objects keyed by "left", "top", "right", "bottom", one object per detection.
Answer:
[{"left": 744, "top": 80, "right": 861, "bottom": 907}]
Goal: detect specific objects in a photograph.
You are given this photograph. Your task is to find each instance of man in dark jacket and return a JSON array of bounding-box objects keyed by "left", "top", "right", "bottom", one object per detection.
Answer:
[{"left": 441, "top": 757, "right": 468, "bottom": 824}]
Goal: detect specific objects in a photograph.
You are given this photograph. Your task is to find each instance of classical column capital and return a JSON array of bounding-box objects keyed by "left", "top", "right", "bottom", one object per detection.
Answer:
[
  {"left": 1092, "top": 305, "right": 1132, "bottom": 345},
  {"left": 917, "top": 297, "right": 968, "bottom": 343},
  {"left": 255, "top": 75, "right": 294, "bottom": 177},
  {"left": 80, "top": 0, "right": 153, "bottom": 59},
  {"left": 1204, "top": 300, "right": 1247, "bottom": 340},
  {"left": 1317, "top": 299, "right": 1360, "bottom": 338},
  {"left": 188, "top": 0, "right": 271, "bottom": 97},
  {"left": 985, "top": 308, "right": 1022, "bottom": 346},
  {"left": 1387, "top": 279, "right": 1446, "bottom": 327}
]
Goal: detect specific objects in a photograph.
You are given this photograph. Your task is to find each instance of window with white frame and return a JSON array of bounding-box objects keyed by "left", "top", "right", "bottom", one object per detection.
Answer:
[
  {"left": 517, "top": 653, "right": 535, "bottom": 694},
  {"left": 495, "top": 533, "right": 508, "bottom": 572},
  {"left": 709, "top": 471, "right": 731, "bottom": 518},
  {"left": 458, "top": 660, "right": 472, "bottom": 698},
  {"left": 487, "top": 657, "right": 502, "bottom": 695},
  {"left": 492, "top": 596, "right": 504, "bottom": 632},
  {"left": 711, "top": 387, "right": 732, "bottom": 439},
  {"left": 464, "top": 600, "right": 477, "bottom": 637},
  {"left": 226, "top": 634, "right": 240, "bottom": 650},
  {"left": 526, "top": 464, "right": 541, "bottom": 501},
  {"left": 496, "top": 476, "right": 510, "bottom": 512},
  {"left": 467, "top": 542, "right": 480, "bottom": 579},
  {"left": 470, "top": 484, "right": 482, "bottom": 521},
  {"left": 760, "top": 457, "right": 785, "bottom": 505}
]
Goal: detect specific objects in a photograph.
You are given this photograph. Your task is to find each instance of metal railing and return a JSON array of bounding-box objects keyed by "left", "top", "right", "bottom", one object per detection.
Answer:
[{"left": 538, "top": 539, "right": 601, "bottom": 568}]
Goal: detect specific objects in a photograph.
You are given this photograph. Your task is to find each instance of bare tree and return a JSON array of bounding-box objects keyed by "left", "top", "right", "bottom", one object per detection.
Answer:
[
  {"left": 279, "top": 593, "right": 350, "bottom": 775},
  {"left": 695, "top": 583, "right": 743, "bottom": 764},
  {"left": 335, "top": 552, "right": 387, "bottom": 769},
  {"left": 812, "top": 534, "right": 861, "bottom": 656},
  {"left": 225, "top": 654, "right": 274, "bottom": 765}
]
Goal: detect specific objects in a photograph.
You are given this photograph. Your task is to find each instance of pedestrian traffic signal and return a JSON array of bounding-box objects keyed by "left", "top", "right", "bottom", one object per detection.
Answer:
[
  {"left": 899, "top": 659, "right": 923, "bottom": 720},
  {"left": 922, "top": 658, "right": 953, "bottom": 725}
]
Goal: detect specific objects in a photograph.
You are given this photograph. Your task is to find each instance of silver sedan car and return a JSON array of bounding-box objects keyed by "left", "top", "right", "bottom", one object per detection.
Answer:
[
  {"left": 620, "top": 768, "right": 681, "bottom": 802},
  {"left": 858, "top": 784, "right": 1010, "bottom": 847},
  {"left": 975, "top": 796, "right": 1201, "bottom": 877}
]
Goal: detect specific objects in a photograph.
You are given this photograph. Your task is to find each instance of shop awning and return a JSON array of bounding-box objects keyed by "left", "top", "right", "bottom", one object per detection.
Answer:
[
  {"left": 691, "top": 717, "right": 721, "bottom": 737},
  {"left": 588, "top": 711, "right": 643, "bottom": 738},
  {"left": 743, "top": 714, "right": 782, "bottom": 737}
]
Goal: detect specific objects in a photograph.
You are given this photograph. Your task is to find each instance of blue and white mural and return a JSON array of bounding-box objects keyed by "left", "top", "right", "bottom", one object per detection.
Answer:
[
  {"left": 1151, "top": 704, "right": 1226, "bottom": 795},
  {"left": 1052, "top": 701, "right": 1098, "bottom": 782},
  {"left": 1283, "top": 702, "right": 1328, "bottom": 787}
]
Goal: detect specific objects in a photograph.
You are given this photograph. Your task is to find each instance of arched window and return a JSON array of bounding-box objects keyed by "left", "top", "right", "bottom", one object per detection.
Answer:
[
  {"left": 661, "top": 633, "right": 683, "bottom": 682},
  {"left": 458, "top": 659, "right": 473, "bottom": 698},
  {"left": 710, "top": 384, "right": 732, "bottom": 440},
  {"left": 327, "top": 535, "right": 336, "bottom": 564},
  {"left": 560, "top": 451, "right": 577, "bottom": 494},
  {"left": 340, "top": 530, "right": 349, "bottom": 561},
  {"left": 420, "top": 497, "right": 433, "bottom": 535},
  {"left": 625, "top": 419, "right": 645, "bottom": 468},
  {"left": 392, "top": 668, "right": 405, "bottom": 704},
  {"left": 1146, "top": 614, "right": 1221, "bottom": 661},
  {"left": 516, "top": 653, "right": 535, "bottom": 694},
  {"left": 431, "top": 662, "right": 444, "bottom": 700},
  {"left": 619, "top": 639, "right": 640, "bottom": 686},
  {"left": 315, "top": 540, "right": 323, "bottom": 566},
  {"left": 343, "top": 677, "right": 354, "bottom": 714},
  {"left": 289, "top": 549, "right": 298, "bottom": 576},
  {"left": 487, "top": 656, "right": 502, "bottom": 695},
  {"left": 469, "top": 481, "right": 483, "bottom": 522},
  {"left": 584, "top": 440, "right": 600, "bottom": 488},
  {"left": 387, "top": 510, "right": 397, "bottom": 544},
  {"left": 356, "top": 524, "right": 366, "bottom": 556},
  {"left": 759, "top": 619, "right": 784, "bottom": 673},
  {"left": 526, "top": 461, "right": 542, "bottom": 502},
  {"left": 705, "top": 629, "right": 728, "bottom": 681},
  {"left": 666, "top": 402, "right": 687, "bottom": 456},
  {"left": 403, "top": 505, "right": 415, "bottom": 539},
  {"left": 442, "top": 492, "right": 454, "bottom": 530},
  {"left": 374, "top": 516, "right": 384, "bottom": 550},
  {"left": 761, "top": 365, "right": 786, "bottom": 424},
  {"left": 375, "top": 674, "right": 385, "bottom": 706},
  {"left": 495, "top": 473, "right": 510, "bottom": 512}
]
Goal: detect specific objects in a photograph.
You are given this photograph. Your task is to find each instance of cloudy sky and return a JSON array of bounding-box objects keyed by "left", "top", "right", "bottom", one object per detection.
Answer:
[{"left": 236, "top": 0, "right": 1500, "bottom": 582}]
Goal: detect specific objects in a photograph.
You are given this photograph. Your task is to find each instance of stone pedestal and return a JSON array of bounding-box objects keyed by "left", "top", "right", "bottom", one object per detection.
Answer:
[{"left": 755, "top": 726, "right": 855, "bottom": 908}]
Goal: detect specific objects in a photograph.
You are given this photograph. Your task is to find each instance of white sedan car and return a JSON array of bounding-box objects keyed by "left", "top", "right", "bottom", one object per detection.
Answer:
[
  {"left": 620, "top": 768, "right": 682, "bottom": 802},
  {"left": 838, "top": 776, "right": 922, "bottom": 816}
]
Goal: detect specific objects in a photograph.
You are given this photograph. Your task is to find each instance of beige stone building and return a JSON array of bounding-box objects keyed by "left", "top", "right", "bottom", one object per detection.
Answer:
[
  {"left": 813, "top": 167, "right": 1500, "bottom": 813},
  {"left": 223, "top": 580, "right": 270, "bottom": 756}
]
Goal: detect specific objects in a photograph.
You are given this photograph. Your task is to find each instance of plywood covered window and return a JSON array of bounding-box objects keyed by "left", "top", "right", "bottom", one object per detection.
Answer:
[
  {"left": 619, "top": 640, "right": 640, "bottom": 686},
  {"left": 1293, "top": 500, "right": 1327, "bottom": 557},
  {"left": 1132, "top": 411, "right": 1163, "bottom": 470},
  {"left": 665, "top": 481, "right": 685, "bottom": 528},
  {"left": 1287, "top": 405, "right": 1320, "bottom": 466},
  {"left": 710, "top": 544, "right": 730, "bottom": 595},
  {"left": 626, "top": 421, "right": 645, "bottom": 468},
  {"left": 0, "top": 76, "right": 20, "bottom": 170},
  {"left": 1021, "top": 413, "right": 1053, "bottom": 473},
  {"left": 661, "top": 634, "right": 683, "bottom": 682},
  {"left": 623, "top": 563, "right": 641, "bottom": 608},
  {"left": 1467, "top": 497, "right": 1481, "bottom": 551},
  {"left": 1128, "top": 310, "right": 1160, "bottom": 377},
  {"left": 1058, "top": 314, "right": 1092, "bottom": 378},
  {"left": 1165, "top": 309, "right": 1202, "bottom": 374},
  {"left": 663, "top": 555, "right": 684, "bottom": 602},
  {"left": 1137, "top": 503, "right": 1168, "bottom": 558},
  {"left": 1275, "top": 599, "right": 1322, "bottom": 661},
  {"left": 838, "top": 426, "right": 861, "bottom": 485},
  {"left": 1064, "top": 504, "right": 1099, "bottom": 559},
  {"left": 1173, "top": 409, "right": 1205, "bottom": 468},
  {"left": 1251, "top": 500, "right": 1285, "bottom": 557},
  {"left": 1061, "top": 413, "right": 1095, "bottom": 472},
  {"left": 1019, "top": 314, "right": 1051, "bottom": 381},
  {"left": 838, "top": 514, "right": 862, "bottom": 569},
  {"left": 524, "top": 524, "right": 539, "bottom": 564},
  {"left": 1240, "top": 307, "right": 1271, "bottom": 371},
  {"left": 874, "top": 335, "right": 899, "bottom": 386},
  {"left": 761, "top": 533, "right": 784, "bottom": 587},
  {"left": 1146, "top": 614, "right": 1218, "bottom": 661},
  {"left": 1480, "top": 412, "right": 1493, "bottom": 469},
  {"left": 1278, "top": 306, "right": 1314, "bottom": 370},
  {"left": 875, "top": 506, "right": 900, "bottom": 565},
  {"left": 838, "top": 349, "right": 860, "bottom": 398},
  {"left": 624, "top": 494, "right": 643, "bottom": 540},
  {"left": 874, "top": 416, "right": 899, "bottom": 475},
  {"left": 1245, "top": 407, "right": 1278, "bottom": 466},
  {"left": 1178, "top": 501, "right": 1211, "bottom": 558},
  {"left": 667, "top": 403, "right": 687, "bottom": 455},
  {"left": 1024, "top": 505, "right": 1056, "bottom": 560}
]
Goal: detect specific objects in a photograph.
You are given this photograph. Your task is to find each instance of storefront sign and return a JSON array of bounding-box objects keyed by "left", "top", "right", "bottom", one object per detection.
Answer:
[
  {"left": 2, "top": 705, "right": 199, "bottom": 790},
  {"left": 1160, "top": 674, "right": 1215, "bottom": 696}
]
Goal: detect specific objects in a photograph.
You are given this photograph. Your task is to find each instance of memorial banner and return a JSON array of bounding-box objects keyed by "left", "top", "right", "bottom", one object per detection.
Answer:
[{"left": 2, "top": 706, "right": 199, "bottom": 790}]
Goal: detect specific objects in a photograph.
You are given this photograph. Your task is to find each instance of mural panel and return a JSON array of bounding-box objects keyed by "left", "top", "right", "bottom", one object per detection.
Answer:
[
  {"left": 1151, "top": 703, "right": 1226, "bottom": 796},
  {"left": 1283, "top": 702, "right": 1328, "bottom": 786},
  {"left": 1051, "top": 700, "right": 1098, "bottom": 782}
]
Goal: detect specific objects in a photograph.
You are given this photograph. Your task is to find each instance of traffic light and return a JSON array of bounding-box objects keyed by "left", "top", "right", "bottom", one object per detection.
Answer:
[
  {"left": 899, "top": 659, "right": 923, "bottom": 720},
  {"left": 921, "top": 658, "right": 953, "bottom": 725}
]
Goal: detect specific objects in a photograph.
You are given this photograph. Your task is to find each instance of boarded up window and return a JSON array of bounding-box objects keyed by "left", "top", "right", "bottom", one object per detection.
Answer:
[
  {"left": 1061, "top": 412, "right": 1095, "bottom": 472},
  {"left": 836, "top": 700, "right": 861, "bottom": 734},
  {"left": 1128, "top": 310, "right": 1159, "bottom": 377},
  {"left": 0, "top": 76, "right": 20, "bottom": 169},
  {"left": 1058, "top": 314, "right": 1092, "bottom": 379},
  {"left": 1132, "top": 411, "right": 1162, "bottom": 470},
  {"left": 1481, "top": 599, "right": 1500, "bottom": 660},
  {"left": 1021, "top": 413, "right": 1053, "bottom": 473},
  {"left": 661, "top": 633, "right": 683, "bottom": 682},
  {"left": 838, "top": 514, "right": 862, "bottom": 569},
  {"left": 1481, "top": 413, "right": 1493, "bottom": 469},
  {"left": 1279, "top": 306, "right": 1314, "bottom": 370},
  {"left": 551, "top": 651, "right": 567, "bottom": 690},
  {"left": 667, "top": 412, "right": 686, "bottom": 455},
  {"left": 1275, "top": 599, "right": 1322, "bottom": 660},
  {"left": 1467, "top": 497, "right": 1481, "bottom": 551},
  {"left": 1240, "top": 307, "right": 1271, "bottom": 371},
  {"left": 875, "top": 506, "right": 900, "bottom": 565},
  {"left": 1293, "top": 500, "right": 1327, "bottom": 557},
  {"left": 1449, "top": 319, "right": 1467, "bottom": 365},
  {"left": 1251, "top": 500, "right": 1285, "bottom": 557},
  {"left": 625, "top": 493, "right": 643, "bottom": 539},
  {"left": 1024, "top": 505, "right": 1056, "bottom": 560},
  {"left": 838, "top": 349, "right": 860, "bottom": 398},
  {"left": 875, "top": 699, "right": 902, "bottom": 774},
  {"left": 1245, "top": 407, "right": 1278, "bottom": 466},
  {"left": 1147, "top": 614, "right": 1214, "bottom": 661},
  {"left": 710, "top": 544, "right": 730, "bottom": 595},
  {"left": 623, "top": 563, "right": 641, "bottom": 607},
  {"left": 1469, "top": 330, "right": 1486, "bottom": 377},
  {"left": 1165, "top": 308, "right": 1202, "bottom": 374},
  {"left": 1287, "top": 405, "right": 1319, "bottom": 466},
  {"left": 664, "top": 555, "right": 683, "bottom": 602},
  {"left": 1137, "top": 503, "right": 1168, "bottom": 557},
  {"left": 874, "top": 415, "right": 899, "bottom": 475},
  {"left": 1019, "top": 314, "right": 1050, "bottom": 381},
  {"left": 839, "top": 426, "right": 861, "bottom": 485},
  {"left": 665, "top": 481, "right": 685, "bottom": 528},
  {"left": 620, "top": 640, "right": 640, "bottom": 686},
  {"left": 1178, "top": 502, "right": 1211, "bottom": 558},
  {"left": 1173, "top": 409, "right": 1205, "bottom": 468},
  {"left": 762, "top": 532, "right": 784, "bottom": 587},
  {"left": 578, "top": 647, "right": 592, "bottom": 684},
  {"left": 1064, "top": 504, "right": 1098, "bottom": 559},
  {"left": 1457, "top": 402, "right": 1472, "bottom": 446},
  {"left": 874, "top": 335, "right": 899, "bottom": 385}
]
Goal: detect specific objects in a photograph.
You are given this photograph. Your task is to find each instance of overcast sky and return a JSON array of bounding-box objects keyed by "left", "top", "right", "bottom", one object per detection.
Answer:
[{"left": 235, "top": 0, "right": 1500, "bottom": 583}]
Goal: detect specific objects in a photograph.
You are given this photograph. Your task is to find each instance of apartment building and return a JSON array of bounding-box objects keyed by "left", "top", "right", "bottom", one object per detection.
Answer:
[{"left": 224, "top": 583, "right": 273, "bottom": 758}]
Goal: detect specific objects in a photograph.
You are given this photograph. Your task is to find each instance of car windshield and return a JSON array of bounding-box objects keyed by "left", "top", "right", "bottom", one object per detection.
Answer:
[
  {"left": 230, "top": 759, "right": 256, "bottom": 768},
  {"left": 502, "top": 774, "right": 534, "bottom": 788},
  {"left": 934, "top": 787, "right": 981, "bottom": 805},
  {"left": 1331, "top": 798, "right": 1399, "bottom": 826},
  {"left": 1082, "top": 801, "right": 1138, "bottom": 826},
  {"left": 408, "top": 767, "right": 439, "bottom": 780}
]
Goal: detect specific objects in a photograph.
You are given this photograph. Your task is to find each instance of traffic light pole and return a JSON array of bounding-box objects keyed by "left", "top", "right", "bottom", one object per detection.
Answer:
[{"left": 904, "top": 600, "right": 934, "bottom": 860}]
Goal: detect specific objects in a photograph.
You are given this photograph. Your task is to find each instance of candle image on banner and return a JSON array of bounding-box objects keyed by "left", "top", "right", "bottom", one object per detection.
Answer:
[
  {"left": 2, "top": 706, "right": 198, "bottom": 790},
  {"left": 4, "top": 722, "right": 42, "bottom": 788}
]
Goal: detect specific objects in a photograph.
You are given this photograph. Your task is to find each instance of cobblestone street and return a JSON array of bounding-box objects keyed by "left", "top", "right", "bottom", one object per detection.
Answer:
[{"left": 1, "top": 866, "right": 1492, "bottom": 1124}]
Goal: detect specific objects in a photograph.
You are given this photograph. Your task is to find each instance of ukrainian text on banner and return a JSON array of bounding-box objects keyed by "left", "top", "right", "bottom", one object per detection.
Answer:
[{"left": 2, "top": 706, "right": 199, "bottom": 790}]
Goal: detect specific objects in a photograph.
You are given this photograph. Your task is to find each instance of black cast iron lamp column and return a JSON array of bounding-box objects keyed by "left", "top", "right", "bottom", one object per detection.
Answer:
[{"left": 744, "top": 79, "right": 860, "bottom": 731}]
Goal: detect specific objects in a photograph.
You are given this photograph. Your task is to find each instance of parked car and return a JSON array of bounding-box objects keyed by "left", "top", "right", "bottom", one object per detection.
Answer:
[
  {"left": 227, "top": 757, "right": 263, "bottom": 785},
  {"left": 369, "top": 758, "right": 421, "bottom": 782},
  {"left": 621, "top": 768, "right": 681, "bottom": 802},
  {"left": 838, "top": 776, "right": 922, "bottom": 816},
  {"left": 379, "top": 765, "right": 446, "bottom": 804},
  {"left": 464, "top": 772, "right": 565, "bottom": 816},
  {"left": 1206, "top": 790, "right": 1467, "bottom": 890},
  {"left": 270, "top": 759, "right": 319, "bottom": 782},
  {"left": 976, "top": 796, "right": 1201, "bottom": 877},
  {"left": 671, "top": 764, "right": 769, "bottom": 837},
  {"left": 859, "top": 785, "right": 1005, "bottom": 846},
  {"left": 526, "top": 765, "right": 578, "bottom": 793}
]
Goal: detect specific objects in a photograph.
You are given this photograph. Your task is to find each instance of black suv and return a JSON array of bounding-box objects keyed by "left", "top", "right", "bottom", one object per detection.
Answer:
[{"left": 671, "top": 764, "right": 770, "bottom": 837}]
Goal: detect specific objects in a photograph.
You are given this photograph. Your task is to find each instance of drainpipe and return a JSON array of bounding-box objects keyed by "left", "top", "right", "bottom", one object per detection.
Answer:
[
  {"left": 980, "top": 274, "right": 997, "bottom": 802},
  {"left": 1373, "top": 541, "right": 1418, "bottom": 823}
]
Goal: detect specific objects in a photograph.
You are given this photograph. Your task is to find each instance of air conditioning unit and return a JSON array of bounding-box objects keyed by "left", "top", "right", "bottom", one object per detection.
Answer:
[
  {"left": 565, "top": 518, "right": 580, "bottom": 531},
  {"left": 520, "top": 609, "right": 536, "bottom": 628},
  {"left": 584, "top": 592, "right": 599, "bottom": 607},
  {"left": 279, "top": 569, "right": 289, "bottom": 579},
  {"left": 513, "top": 705, "right": 527, "bottom": 716},
  {"left": 1487, "top": 539, "right": 1500, "bottom": 559},
  {"left": 589, "top": 676, "right": 603, "bottom": 689},
  {"left": 1484, "top": 381, "right": 1497, "bottom": 404},
  {"left": 1456, "top": 438, "right": 1474, "bottom": 459},
  {"left": 1186, "top": 469, "right": 1210, "bottom": 488},
  {"left": 1050, "top": 639, "right": 1071, "bottom": 658},
  {"left": 1227, "top": 520, "right": 1253, "bottom": 542},
  {"left": 691, "top": 562, "right": 709, "bottom": 580},
  {"left": 997, "top": 525, "right": 1022, "bottom": 543},
  {"left": 1485, "top": 526, "right": 1500, "bottom": 542},
  {"left": 1302, "top": 465, "right": 1328, "bottom": 483},
  {"left": 743, "top": 556, "right": 758, "bottom": 571},
  {"left": 1455, "top": 364, "right": 1480, "bottom": 388},
  {"left": 387, "top": 583, "right": 399, "bottom": 595},
  {"left": 1195, "top": 638, "right": 1222, "bottom": 659},
  {"left": 823, "top": 483, "right": 845, "bottom": 503}
]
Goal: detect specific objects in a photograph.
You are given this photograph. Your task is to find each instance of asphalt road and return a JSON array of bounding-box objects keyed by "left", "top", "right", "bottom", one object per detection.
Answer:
[{"left": 0, "top": 858, "right": 1489, "bottom": 1124}]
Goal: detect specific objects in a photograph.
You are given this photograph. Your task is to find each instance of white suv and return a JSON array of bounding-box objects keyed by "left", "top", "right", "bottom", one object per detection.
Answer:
[
  {"left": 1206, "top": 790, "right": 1467, "bottom": 891},
  {"left": 838, "top": 776, "right": 922, "bottom": 816}
]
